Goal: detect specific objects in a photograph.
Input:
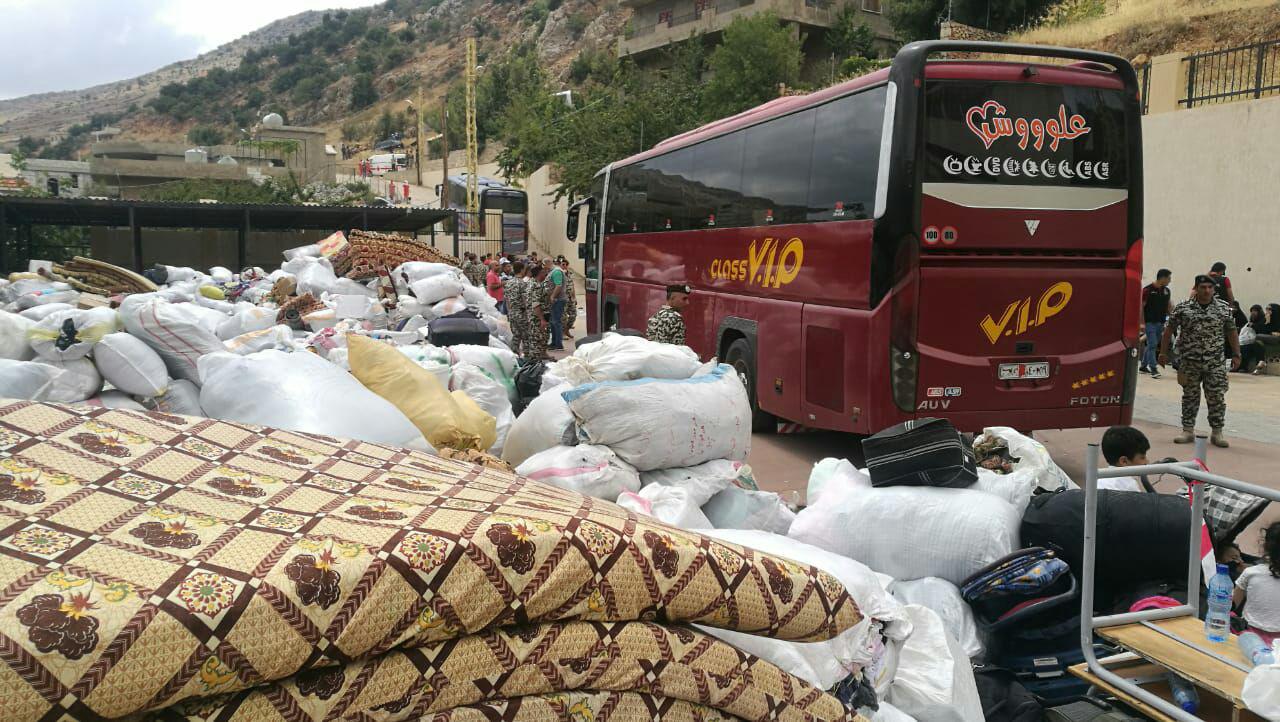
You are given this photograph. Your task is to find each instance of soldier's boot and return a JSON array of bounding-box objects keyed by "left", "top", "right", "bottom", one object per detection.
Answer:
[
  {"left": 1211, "top": 428, "right": 1230, "bottom": 448},
  {"left": 1174, "top": 428, "right": 1195, "bottom": 444}
]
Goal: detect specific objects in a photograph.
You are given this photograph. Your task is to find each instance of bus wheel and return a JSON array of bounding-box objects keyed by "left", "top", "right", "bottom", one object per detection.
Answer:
[{"left": 725, "top": 338, "right": 774, "bottom": 433}]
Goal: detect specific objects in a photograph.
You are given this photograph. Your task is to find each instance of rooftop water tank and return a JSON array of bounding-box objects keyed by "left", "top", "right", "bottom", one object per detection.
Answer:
[
  {"left": 262, "top": 113, "right": 284, "bottom": 128},
  {"left": 216, "top": 155, "right": 238, "bottom": 165},
  {"left": 184, "top": 148, "right": 208, "bottom": 164}
]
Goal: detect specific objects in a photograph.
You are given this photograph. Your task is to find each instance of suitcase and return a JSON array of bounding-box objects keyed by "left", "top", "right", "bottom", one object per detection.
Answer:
[
  {"left": 861, "top": 417, "right": 977, "bottom": 488},
  {"left": 990, "top": 641, "right": 1112, "bottom": 705},
  {"left": 427, "top": 311, "right": 490, "bottom": 347}
]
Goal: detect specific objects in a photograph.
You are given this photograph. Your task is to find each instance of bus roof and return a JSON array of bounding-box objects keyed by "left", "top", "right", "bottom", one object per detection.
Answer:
[
  {"left": 447, "top": 174, "right": 525, "bottom": 192},
  {"left": 613, "top": 54, "right": 1128, "bottom": 171}
]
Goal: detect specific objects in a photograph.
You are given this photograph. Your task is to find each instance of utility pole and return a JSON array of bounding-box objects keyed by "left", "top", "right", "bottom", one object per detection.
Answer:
[
  {"left": 465, "top": 37, "right": 479, "bottom": 216},
  {"left": 415, "top": 87, "right": 424, "bottom": 188},
  {"left": 440, "top": 105, "right": 449, "bottom": 209}
]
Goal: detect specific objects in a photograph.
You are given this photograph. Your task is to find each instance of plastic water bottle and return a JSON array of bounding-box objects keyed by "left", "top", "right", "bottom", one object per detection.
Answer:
[
  {"left": 1166, "top": 674, "right": 1200, "bottom": 713},
  {"left": 1205, "top": 563, "right": 1233, "bottom": 643},
  {"left": 1240, "top": 632, "right": 1277, "bottom": 667}
]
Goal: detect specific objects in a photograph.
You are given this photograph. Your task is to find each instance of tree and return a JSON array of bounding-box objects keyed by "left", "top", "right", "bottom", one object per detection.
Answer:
[
  {"left": 187, "top": 125, "right": 226, "bottom": 146},
  {"left": 350, "top": 73, "right": 378, "bottom": 110},
  {"left": 375, "top": 109, "right": 403, "bottom": 140},
  {"left": 16, "top": 136, "right": 40, "bottom": 156},
  {"left": 885, "top": 0, "right": 945, "bottom": 41},
  {"left": 704, "top": 13, "right": 802, "bottom": 119},
  {"left": 826, "top": 5, "right": 877, "bottom": 60}
]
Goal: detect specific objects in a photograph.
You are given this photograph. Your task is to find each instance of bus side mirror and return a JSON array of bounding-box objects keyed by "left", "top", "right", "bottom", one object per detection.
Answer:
[
  {"left": 566, "top": 205, "right": 581, "bottom": 242},
  {"left": 434, "top": 184, "right": 441, "bottom": 197}
]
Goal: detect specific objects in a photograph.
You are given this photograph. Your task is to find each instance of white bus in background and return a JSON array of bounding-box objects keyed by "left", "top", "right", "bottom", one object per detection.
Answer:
[{"left": 366, "top": 153, "right": 408, "bottom": 175}]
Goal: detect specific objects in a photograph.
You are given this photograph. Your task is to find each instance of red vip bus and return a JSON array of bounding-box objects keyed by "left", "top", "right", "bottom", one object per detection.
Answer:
[{"left": 567, "top": 41, "right": 1143, "bottom": 434}]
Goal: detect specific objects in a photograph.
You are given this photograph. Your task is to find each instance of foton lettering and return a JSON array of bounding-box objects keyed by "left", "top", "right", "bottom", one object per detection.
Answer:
[
  {"left": 965, "top": 101, "right": 1091, "bottom": 152},
  {"left": 980, "top": 281, "right": 1073, "bottom": 345},
  {"left": 710, "top": 237, "right": 804, "bottom": 288}
]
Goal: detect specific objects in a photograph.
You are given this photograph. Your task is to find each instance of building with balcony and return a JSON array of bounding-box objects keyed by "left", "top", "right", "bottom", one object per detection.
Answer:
[
  {"left": 619, "top": 0, "right": 897, "bottom": 67},
  {"left": 88, "top": 123, "right": 337, "bottom": 199}
]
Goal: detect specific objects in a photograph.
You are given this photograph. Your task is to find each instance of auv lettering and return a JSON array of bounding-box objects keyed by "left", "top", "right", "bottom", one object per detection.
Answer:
[{"left": 980, "top": 281, "right": 1073, "bottom": 345}]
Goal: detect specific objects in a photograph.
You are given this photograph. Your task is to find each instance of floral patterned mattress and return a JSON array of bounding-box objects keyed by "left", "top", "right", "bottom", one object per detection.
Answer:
[{"left": 0, "top": 401, "right": 863, "bottom": 721}]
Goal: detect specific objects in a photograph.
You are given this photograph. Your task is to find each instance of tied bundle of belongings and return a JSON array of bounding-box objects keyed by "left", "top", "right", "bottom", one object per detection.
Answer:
[
  {"left": 960, "top": 547, "right": 1074, "bottom": 625},
  {"left": 0, "top": 400, "right": 867, "bottom": 722},
  {"left": 974, "top": 432, "right": 1020, "bottom": 474},
  {"left": 48, "top": 256, "right": 158, "bottom": 295},
  {"left": 337, "top": 229, "right": 461, "bottom": 279},
  {"left": 862, "top": 417, "right": 978, "bottom": 489}
]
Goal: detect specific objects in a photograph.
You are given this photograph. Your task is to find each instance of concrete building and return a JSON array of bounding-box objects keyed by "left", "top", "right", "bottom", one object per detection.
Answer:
[
  {"left": 619, "top": 0, "right": 896, "bottom": 69},
  {"left": 88, "top": 123, "right": 337, "bottom": 198},
  {"left": 21, "top": 158, "right": 92, "bottom": 198}
]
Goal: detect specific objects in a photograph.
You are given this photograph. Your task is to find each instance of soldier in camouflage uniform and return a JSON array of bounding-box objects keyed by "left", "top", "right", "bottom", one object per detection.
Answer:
[
  {"left": 559, "top": 259, "right": 578, "bottom": 340},
  {"left": 646, "top": 284, "right": 691, "bottom": 345},
  {"left": 1159, "top": 274, "right": 1241, "bottom": 447},
  {"left": 502, "top": 261, "right": 527, "bottom": 356},
  {"left": 523, "top": 266, "right": 550, "bottom": 360}
]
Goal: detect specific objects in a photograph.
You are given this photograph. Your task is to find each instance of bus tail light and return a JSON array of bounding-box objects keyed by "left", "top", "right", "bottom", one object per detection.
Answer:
[
  {"left": 890, "top": 346, "right": 919, "bottom": 413},
  {"left": 1121, "top": 238, "right": 1143, "bottom": 348}
]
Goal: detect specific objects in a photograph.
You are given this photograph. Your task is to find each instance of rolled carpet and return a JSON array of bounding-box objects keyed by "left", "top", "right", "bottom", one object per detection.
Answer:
[{"left": 0, "top": 400, "right": 861, "bottom": 721}]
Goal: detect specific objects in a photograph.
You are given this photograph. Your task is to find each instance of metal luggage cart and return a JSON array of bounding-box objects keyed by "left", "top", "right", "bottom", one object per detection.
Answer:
[{"left": 1080, "top": 436, "right": 1280, "bottom": 721}]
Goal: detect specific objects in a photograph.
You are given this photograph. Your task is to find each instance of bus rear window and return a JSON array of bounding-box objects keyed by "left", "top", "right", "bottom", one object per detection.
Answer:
[
  {"left": 484, "top": 192, "right": 527, "bottom": 214},
  {"left": 924, "top": 81, "right": 1128, "bottom": 187}
]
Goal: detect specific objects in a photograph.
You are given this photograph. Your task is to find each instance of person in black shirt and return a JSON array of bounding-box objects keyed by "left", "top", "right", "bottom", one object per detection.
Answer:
[{"left": 1141, "top": 268, "right": 1174, "bottom": 378}]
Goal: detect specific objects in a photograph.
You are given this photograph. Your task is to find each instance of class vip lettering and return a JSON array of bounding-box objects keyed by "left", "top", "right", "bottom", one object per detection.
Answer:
[
  {"left": 980, "top": 281, "right": 1073, "bottom": 345},
  {"left": 943, "top": 155, "right": 1111, "bottom": 181},
  {"left": 709, "top": 237, "right": 805, "bottom": 288},
  {"left": 967, "top": 101, "right": 1091, "bottom": 152}
]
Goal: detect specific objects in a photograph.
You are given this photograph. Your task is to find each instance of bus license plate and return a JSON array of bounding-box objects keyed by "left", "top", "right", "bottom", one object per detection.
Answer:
[{"left": 998, "top": 362, "right": 1050, "bottom": 380}]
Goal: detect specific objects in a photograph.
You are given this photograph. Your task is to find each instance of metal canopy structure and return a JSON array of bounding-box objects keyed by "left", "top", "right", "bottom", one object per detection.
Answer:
[{"left": 0, "top": 197, "right": 453, "bottom": 272}]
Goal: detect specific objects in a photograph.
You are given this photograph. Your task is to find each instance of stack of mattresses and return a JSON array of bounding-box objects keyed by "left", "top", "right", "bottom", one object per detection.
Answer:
[
  {"left": 337, "top": 230, "right": 461, "bottom": 280},
  {"left": 0, "top": 400, "right": 867, "bottom": 722}
]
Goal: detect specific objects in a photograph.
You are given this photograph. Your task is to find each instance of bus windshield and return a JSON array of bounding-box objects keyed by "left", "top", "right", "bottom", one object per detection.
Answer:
[
  {"left": 483, "top": 191, "right": 528, "bottom": 214},
  {"left": 923, "top": 81, "right": 1129, "bottom": 188}
]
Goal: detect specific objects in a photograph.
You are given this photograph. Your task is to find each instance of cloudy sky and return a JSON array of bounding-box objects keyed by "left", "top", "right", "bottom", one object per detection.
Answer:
[{"left": 0, "top": 0, "right": 380, "bottom": 99}]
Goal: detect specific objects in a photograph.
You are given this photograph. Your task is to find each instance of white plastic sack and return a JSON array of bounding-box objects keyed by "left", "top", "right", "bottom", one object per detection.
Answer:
[
  {"left": 0, "top": 311, "right": 35, "bottom": 360},
  {"left": 399, "top": 344, "right": 453, "bottom": 388},
  {"left": 501, "top": 383, "right": 577, "bottom": 466},
  {"left": 119, "top": 295, "right": 225, "bottom": 384},
  {"left": 28, "top": 307, "right": 118, "bottom": 361},
  {"left": 547, "top": 332, "right": 701, "bottom": 386},
  {"left": 86, "top": 390, "right": 147, "bottom": 411},
  {"left": 516, "top": 445, "right": 641, "bottom": 500},
  {"left": 1243, "top": 663, "right": 1280, "bottom": 720},
  {"left": 411, "top": 275, "right": 466, "bottom": 305},
  {"left": 224, "top": 325, "right": 299, "bottom": 355},
  {"left": 0, "top": 358, "right": 102, "bottom": 402},
  {"left": 702, "top": 487, "right": 796, "bottom": 534},
  {"left": 143, "top": 379, "right": 204, "bottom": 417},
  {"left": 216, "top": 304, "right": 277, "bottom": 340},
  {"left": 789, "top": 475, "right": 1020, "bottom": 585},
  {"left": 12, "top": 279, "right": 78, "bottom": 310},
  {"left": 451, "top": 363, "right": 515, "bottom": 455},
  {"left": 17, "top": 303, "right": 74, "bottom": 322},
  {"left": 616, "top": 485, "right": 712, "bottom": 529},
  {"left": 94, "top": 333, "right": 171, "bottom": 397},
  {"left": 162, "top": 265, "right": 200, "bottom": 282},
  {"left": 981, "top": 426, "right": 1075, "bottom": 492},
  {"left": 889, "top": 577, "right": 984, "bottom": 660},
  {"left": 208, "top": 266, "right": 234, "bottom": 283},
  {"left": 640, "top": 460, "right": 756, "bottom": 506},
  {"left": 888, "top": 605, "right": 983, "bottom": 722},
  {"left": 564, "top": 364, "right": 750, "bottom": 472},
  {"left": 198, "top": 350, "right": 429, "bottom": 450},
  {"left": 394, "top": 262, "right": 459, "bottom": 285},
  {"left": 808, "top": 457, "right": 872, "bottom": 505},
  {"left": 281, "top": 244, "right": 321, "bottom": 262},
  {"left": 174, "top": 302, "right": 230, "bottom": 334},
  {"left": 699, "top": 529, "right": 912, "bottom": 693},
  {"left": 971, "top": 468, "right": 1036, "bottom": 514},
  {"left": 447, "top": 345, "right": 518, "bottom": 401},
  {"left": 431, "top": 296, "right": 468, "bottom": 317},
  {"left": 871, "top": 702, "right": 918, "bottom": 722}
]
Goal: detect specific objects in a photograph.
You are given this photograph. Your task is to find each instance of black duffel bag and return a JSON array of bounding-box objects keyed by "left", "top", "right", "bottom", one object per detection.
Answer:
[
  {"left": 861, "top": 417, "right": 977, "bottom": 488},
  {"left": 1021, "top": 489, "right": 1193, "bottom": 608},
  {"left": 427, "top": 309, "right": 490, "bottom": 347}
]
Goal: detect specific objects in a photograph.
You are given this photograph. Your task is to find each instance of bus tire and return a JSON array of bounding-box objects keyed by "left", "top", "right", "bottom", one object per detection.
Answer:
[{"left": 725, "top": 338, "right": 774, "bottom": 433}]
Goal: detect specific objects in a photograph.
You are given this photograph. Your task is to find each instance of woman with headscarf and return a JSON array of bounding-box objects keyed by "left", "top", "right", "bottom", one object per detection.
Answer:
[{"left": 1241, "top": 303, "right": 1280, "bottom": 374}]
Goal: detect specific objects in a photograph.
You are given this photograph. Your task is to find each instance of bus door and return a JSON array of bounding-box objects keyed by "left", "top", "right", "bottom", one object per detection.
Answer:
[
  {"left": 911, "top": 75, "right": 1140, "bottom": 425},
  {"left": 567, "top": 181, "right": 604, "bottom": 332}
]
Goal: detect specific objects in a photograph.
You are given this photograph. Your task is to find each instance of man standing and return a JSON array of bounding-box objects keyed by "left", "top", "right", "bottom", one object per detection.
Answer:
[
  {"left": 1141, "top": 269, "right": 1173, "bottom": 378},
  {"left": 1159, "top": 274, "right": 1241, "bottom": 447},
  {"left": 525, "top": 266, "right": 550, "bottom": 360},
  {"left": 503, "top": 261, "right": 527, "bottom": 356},
  {"left": 486, "top": 260, "right": 505, "bottom": 313},
  {"left": 1208, "top": 261, "right": 1235, "bottom": 305},
  {"left": 545, "top": 259, "right": 567, "bottom": 351},
  {"left": 646, "top": 284, "right": 691, "bottom": 345},
  {"left": 559, "top": 258, "right": 577, "bottom": 340}
]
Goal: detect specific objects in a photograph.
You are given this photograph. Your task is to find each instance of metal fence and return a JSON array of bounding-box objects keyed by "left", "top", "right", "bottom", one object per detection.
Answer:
[
  {"left": 445, "top": 210, "right": 511, "bottom": 259},
  {"left": 1182, "top": 39, "right": 1280, "bottom": 108}
]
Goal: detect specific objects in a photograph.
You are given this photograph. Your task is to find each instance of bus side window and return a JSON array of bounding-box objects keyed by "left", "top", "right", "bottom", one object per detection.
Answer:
[
  {"left": 741, "top": 109, "right": 815, "bottom": 225},
  {"left": 691, "top": 132, "right": 746, "bottom": 228},
  {"left": 808, "top": 86, "right": 886, "bottom": 222}
]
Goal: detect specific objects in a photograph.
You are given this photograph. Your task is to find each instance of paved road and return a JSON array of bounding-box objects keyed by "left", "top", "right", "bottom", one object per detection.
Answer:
[{"left": 745, "top": 372, "right": 1280, "bottom": 554}]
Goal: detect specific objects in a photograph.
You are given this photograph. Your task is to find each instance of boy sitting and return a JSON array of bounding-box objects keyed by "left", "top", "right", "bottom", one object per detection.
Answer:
[{"left": 1099, "top": 425, "right": 1149, "bottom": 493}]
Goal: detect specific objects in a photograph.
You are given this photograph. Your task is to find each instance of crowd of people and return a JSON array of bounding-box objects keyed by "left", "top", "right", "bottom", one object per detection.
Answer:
[{"left": 459, "top": 250, "right": 577, "bottom": 360}]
